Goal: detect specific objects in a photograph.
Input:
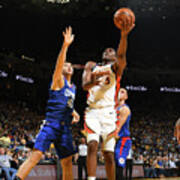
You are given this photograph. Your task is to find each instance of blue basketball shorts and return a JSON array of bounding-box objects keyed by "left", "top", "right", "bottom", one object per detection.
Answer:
[
  {"left": 34, "top": 122, "right": 77, "bottom": 159},
  {"left": 114, "top": 137, "right": 132, "bottom": 168}
]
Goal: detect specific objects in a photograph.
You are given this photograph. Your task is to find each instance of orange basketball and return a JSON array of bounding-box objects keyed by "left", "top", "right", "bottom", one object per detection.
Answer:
[{"left": 114, "top": 8, "right": 135, "bottom": 30}]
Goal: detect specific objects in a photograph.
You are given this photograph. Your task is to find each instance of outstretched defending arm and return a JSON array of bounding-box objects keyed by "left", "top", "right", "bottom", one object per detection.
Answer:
[
  {"left": 115, "top": 20, "right": 135, "bottom": 76},
  {"left": 51, "top": 27, "right": 74, "bottom": 90}
]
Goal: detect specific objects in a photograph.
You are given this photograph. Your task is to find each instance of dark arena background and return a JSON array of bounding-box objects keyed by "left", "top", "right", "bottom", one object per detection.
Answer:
[{"left": 0, "top": 0, "right": 180, "bottom": 179}]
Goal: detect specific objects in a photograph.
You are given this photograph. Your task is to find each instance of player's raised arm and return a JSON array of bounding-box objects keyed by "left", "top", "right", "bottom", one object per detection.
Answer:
[
  {"left": 115, "top": 20, "right": 135, "bottom": 76},
  {"left": 51, "top": 27, "right": 74, "bottom": 90}
]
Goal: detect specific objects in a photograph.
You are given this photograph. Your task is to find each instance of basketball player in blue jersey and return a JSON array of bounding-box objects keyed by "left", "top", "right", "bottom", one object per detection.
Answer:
[
  {"left": 14, "top": 27, "right": 80, "bottom": 180},
  {"left": 82, "top": 21, "right": 135, "bottom": 180},
  {"left": 114, "top": 88, "right": 132, "bottom": 180}
]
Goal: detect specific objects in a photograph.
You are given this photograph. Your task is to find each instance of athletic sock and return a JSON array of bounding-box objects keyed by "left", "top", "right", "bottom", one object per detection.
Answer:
[{"left": 88, "top": 176, "right": 96, "bottom": 180}]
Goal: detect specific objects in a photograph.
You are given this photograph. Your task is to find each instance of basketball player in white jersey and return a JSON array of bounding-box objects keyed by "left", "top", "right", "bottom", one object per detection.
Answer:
[{"left": 82, "top": 21, "right": 135, "bottom": 180}]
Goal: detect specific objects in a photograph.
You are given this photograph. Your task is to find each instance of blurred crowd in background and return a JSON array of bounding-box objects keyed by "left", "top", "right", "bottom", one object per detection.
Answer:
[{"left": 0, "top": 100, "right": 179, "bottom": 179}]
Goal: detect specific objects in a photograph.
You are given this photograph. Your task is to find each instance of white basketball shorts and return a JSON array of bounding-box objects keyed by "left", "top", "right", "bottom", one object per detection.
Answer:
[{"left": 84, "top": 106, "right": 117, "bottom": 152}]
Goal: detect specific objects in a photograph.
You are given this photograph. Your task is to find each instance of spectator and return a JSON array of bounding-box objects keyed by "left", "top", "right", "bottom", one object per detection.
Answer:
[
  {"left": 168, "top": 157, "right": 177, "bottom": 177},
  {"left": 125, "top": 148, "right": 133, "bottom": 180},
  {"left": 154, "top": 156, "right": 167, "bottom": 178},
  {"left": 0, "top": 146, "right": 17, "bottom": 180},
  {"left": 75, "top": 137, "right": 88, "bottom": 180},
  {"left": 143, "top": 157, "right": 157, "bottom": 178},
  {"left": 0, "top": 133, "right": 11, "bottom": 147}
]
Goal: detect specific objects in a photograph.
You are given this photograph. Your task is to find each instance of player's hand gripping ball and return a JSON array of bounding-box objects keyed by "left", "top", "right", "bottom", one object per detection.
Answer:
[{"left": 114, "top": 8, "right": 135, "bottom": 30}]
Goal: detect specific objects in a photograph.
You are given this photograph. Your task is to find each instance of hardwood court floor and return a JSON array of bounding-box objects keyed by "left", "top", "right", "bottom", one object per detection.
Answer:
[
  {"left": 134, "top": 177, "right": 180, "bottom": 180},
  {"left": 95, "top": 178, "right": 180, "bottom": 180}
]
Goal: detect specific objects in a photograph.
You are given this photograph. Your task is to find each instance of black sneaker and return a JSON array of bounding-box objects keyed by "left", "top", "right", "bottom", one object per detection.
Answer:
[{"left": 14, "top": 176, "right": 22, "bottom": 180}]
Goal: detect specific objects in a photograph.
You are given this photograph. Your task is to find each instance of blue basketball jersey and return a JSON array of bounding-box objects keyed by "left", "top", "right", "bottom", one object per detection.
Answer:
[
  {"left": 34, "top": 77, "right": 77, "bottom": 158},
  {"left": 45, "top": 78, "right": 76, "bottom": 129},
  {"left": 117, "top": 104, "right": 131, "bottom": 138}
]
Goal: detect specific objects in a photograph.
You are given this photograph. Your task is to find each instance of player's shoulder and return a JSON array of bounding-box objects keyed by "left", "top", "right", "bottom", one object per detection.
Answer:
[
  {"left": 124, "top": 104, "right": 131, "bottom": 112},
  {"left": 119, "top": 104, "right": 131, "bottom": 114},
  {"left": 84, "top": 61, "right": 96, "bottom": 70},
  {"left": 124, "top": 103, "right": 130, "bottom": 109},
  {"left": 124, "top": 105, "right": 131, "bottom": 115}
]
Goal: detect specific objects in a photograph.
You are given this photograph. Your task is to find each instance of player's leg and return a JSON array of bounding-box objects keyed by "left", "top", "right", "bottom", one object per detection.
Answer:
[
  {"left": 60, "top": 155, "right": 73, "bottom": 180},
  {"left": 54, "top": 128, "right": 77, "bottom": 180},
  {"left": 84, "top": 108, "right": 101, "bottom": 180},
  {"left": 101, "top": 107, "right": 117, "bottom": 180},
  {"left": 114, "top": 138, "right": 132, "bottom": 180},
  {"left": 15, "top": 149, "right": 43, "bottom": 180},
  {"left": 15, "top": 126, "right": 52, "bottom": 180},
  {"left": 125, "top": 161, "right": 128, "bottom": 179},
  {"left": 102, "top": 137, "right": 116, "bottom": 180},
  {"left": 114, "top": 139, "right": 124, "bottom": 180},
  {"left": 116, "top": 165, "right": 124, "bottom": 180},
  {"left": 87, "top": 139, "right": 99, "bottom": 179},
  {"left": 103, "top": 151, "right": 115, "bottom": 180}
]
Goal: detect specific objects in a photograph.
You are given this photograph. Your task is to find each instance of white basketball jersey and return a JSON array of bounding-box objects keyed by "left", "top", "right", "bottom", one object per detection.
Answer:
[{"left": 87, "top": 64, "right": 119, "bottom": 108}]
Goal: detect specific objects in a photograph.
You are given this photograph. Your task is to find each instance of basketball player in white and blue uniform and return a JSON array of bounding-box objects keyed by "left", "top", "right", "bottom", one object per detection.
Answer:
[
  {"left": 15, "top": 27, "right": 80, "bottom": 180},
  {"left": 82, "top": 23, "right": 135, "bottom": 180},
  {"left": 115, "top": 88, "right": 132, "bottom": 180}
]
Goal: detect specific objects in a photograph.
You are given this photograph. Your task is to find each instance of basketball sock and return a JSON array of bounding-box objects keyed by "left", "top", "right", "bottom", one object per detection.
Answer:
[
  {"left": 88, "top": 176, "right": 96, "bottom": 180},
  {"left": 14, "top": 176, "right": 22, "bottom": 180}
]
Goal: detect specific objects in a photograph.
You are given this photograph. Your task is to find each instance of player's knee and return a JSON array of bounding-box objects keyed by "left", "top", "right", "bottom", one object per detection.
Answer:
[
  {"left": 88, "top": 140, "right": 98, "bottom": 154},
  {"left": 103, "top": 151, "right": 114, "bottom": 165},
  {"left": 29, "top": 149, "right": 43, "bottom": 164}
]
